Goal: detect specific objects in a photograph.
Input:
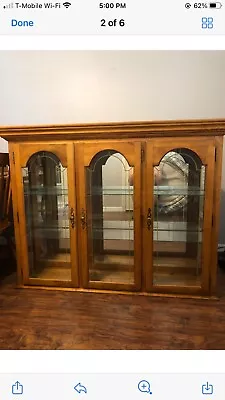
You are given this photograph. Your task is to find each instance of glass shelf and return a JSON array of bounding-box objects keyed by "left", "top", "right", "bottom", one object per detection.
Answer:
[
  {"left": 154, "top": 186, "right": 204, "bottom": 195},
  {"left": 92, "top": 227, "right": 203, "bottom": 233},
  {"left": 27, "top": 225, "right": 69, "bottom": 231},
  {"left": 92, "top": 227, "right": 133, "bottom": 232},
  {"left": 87, "top": 186, "right": 204, "bottom": 196},
  {"left": 24, "top": 186, "right": 68, "bottom": 195},
  {"left": 153, "top": 228, "right": 203, "bottom": 233}
]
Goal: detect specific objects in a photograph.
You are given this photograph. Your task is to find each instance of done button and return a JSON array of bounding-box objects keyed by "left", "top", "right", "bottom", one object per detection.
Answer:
[{"left": 11, "top": 19, "right": 34, "bottom": 27}]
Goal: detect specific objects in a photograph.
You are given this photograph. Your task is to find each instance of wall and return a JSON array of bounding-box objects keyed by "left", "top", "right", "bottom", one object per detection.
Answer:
[{"left": 0, "top": 50, "right": 225, "bottom": 240}]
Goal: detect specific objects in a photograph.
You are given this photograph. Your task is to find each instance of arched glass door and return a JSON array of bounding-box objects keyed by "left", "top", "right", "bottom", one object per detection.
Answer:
[
  {"left": 18, "top": 143, "right": 78, "bottom": 286},
  {"left": 144, "top": 140, "right": 215, "bottom": 294},
  {"left": 153, "top": 149, "right": 205, "bottom": 287},
  {"left": 77, "top": 142, "right": 141, "bottom": 291}
]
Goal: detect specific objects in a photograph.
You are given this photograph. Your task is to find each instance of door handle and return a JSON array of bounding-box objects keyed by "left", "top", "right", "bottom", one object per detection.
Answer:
[
  {"left": 70, "top": 207, "right": 75, "bottom": 229},
  {"left": 81, "top": 208, "right": 87, "bottom": 229},
  {"left": 147, "top": 208, "right": 152, "bottom": 230}
]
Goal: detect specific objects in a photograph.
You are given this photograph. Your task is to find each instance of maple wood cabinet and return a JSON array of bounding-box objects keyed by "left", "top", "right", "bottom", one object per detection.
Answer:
[{"left": 0, "top": 119, "right": 224, "bottom": 297}]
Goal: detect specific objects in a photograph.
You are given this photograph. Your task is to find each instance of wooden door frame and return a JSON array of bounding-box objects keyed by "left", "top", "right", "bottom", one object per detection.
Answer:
[
  {"left": 13, "top": 141, "right": 79, "bottom": 288},
  {"left": 144, "top": 137, "right": 215, "bottom": 295},
  {"left": 210, "top": 136, "right": 223, "bottom": 295},
  {"left": 9, "top": 143, "right": 23, "bottom": 286}
]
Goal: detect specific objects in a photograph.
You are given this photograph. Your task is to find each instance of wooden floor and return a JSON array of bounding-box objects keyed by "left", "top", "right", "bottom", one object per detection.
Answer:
[{"left": 1, "top": 266, "right": 225, "bottom": 349}]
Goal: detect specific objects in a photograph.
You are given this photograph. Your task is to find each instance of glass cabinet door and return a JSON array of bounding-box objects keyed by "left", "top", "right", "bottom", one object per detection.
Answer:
[
  {"left": 144, "top": 140, "right": 215, "bottom": 294},
  {"left": 76, "top": 142, "right": 142, "bottom": 291},
  {"left": 17, "top": 144, "right": 78, "bottom": 286}
]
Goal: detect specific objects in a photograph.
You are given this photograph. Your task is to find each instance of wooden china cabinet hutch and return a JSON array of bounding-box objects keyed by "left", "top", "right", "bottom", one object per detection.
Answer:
[{"left": 0, "top": 119, "right": 224, "bottom": 298}]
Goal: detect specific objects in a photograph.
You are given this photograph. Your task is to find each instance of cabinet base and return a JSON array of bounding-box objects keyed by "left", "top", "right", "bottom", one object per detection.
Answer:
[{"left": 16, "top": 284, "right": 218, "bottom": 300}]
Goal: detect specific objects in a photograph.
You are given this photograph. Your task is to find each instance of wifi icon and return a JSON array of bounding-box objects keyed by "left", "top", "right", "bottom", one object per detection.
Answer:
[{"left": 63, "top": 1, "right": 71, "bottom": 7}]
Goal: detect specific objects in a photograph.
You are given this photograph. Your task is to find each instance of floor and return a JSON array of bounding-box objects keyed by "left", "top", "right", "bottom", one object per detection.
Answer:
[{"left": 0, "top": 266, "right": 225, "bottom": 349}]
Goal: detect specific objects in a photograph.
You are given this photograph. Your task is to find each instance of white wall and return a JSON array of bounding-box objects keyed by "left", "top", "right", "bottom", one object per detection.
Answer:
[{"left": 0, "top": 50, "right": 225, "bottom": 239}]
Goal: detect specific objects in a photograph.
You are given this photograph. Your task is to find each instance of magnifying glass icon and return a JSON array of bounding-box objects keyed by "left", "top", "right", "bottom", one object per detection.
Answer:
[{"left": 138, "top": 380, "right": 152, "bottom": 395}]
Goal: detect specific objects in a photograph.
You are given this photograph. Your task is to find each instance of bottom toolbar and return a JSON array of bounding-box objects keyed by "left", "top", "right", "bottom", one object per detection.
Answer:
[{"left": 0, "top": 373, "right": 224, "bottom": 400}]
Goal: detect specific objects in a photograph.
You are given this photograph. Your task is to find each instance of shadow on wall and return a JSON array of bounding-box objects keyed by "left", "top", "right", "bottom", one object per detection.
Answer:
[{"left": 219, "top": 190, "right": 225, "bottom": 245}]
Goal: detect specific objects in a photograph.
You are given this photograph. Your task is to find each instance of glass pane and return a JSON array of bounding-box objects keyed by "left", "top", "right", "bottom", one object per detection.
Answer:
[
  {"left": 153, "top": 149, "right": 205, "bottom": 287},
  {"left": 86, "top": 151, "right": 134, "bottom": 285},
  {"left": 23, "top": 151, "right": 71, "bottom": 281}
]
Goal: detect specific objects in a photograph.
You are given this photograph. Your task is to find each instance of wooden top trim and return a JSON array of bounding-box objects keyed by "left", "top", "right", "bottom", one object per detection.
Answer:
[{"left": 0, "top": 119, "right": 225, "bottom": 141}]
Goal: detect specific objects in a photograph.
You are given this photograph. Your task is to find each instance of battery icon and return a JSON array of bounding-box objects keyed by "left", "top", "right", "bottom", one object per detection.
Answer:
[{"left": 209, "top": 2, "right": 222, "bottom": 7}]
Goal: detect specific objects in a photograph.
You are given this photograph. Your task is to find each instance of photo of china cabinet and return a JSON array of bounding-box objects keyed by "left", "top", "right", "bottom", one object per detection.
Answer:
[{"left": 0, "top": 119, "right": 224, "bottom": 298}]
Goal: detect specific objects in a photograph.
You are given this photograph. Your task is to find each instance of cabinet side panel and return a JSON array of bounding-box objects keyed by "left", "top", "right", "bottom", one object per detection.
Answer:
[
  {"left": 15, "top": 144, "right": 31, "bottom": 283},
  {"left": 8, "top": 143, "right": 23, "bottom": 285},
  {"left": 211, "top": 136, "right": 224, "bottom": 295}
]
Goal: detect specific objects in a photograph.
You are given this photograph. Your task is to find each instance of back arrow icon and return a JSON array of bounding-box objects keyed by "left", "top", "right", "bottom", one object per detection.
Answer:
[{"left": 74, "top": 383, "right": 87, "bottom": 394}]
